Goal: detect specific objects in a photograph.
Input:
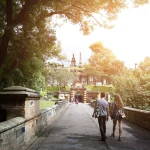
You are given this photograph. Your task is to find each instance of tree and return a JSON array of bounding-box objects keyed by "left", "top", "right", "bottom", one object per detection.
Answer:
[
  {"left": 87, "top": 41, "right": 126, "bottom": 77},
  {"left": 1, "top": 0, "right": 143, "bottom": 68},
  {"left": 139, "top": 56, "right": 150, "bottom": 74},
  {"left": 0, "top": 56, "right": 46, "bottom": 91},
  {"left": 112, "top": 70, "right": 140, "bottom": 107},
  {"left": 0, "top": 0, "right": 148, "bottom": 90},
  {"left": 112, "top": 58, "right": 150, "bottom": 110},
  {"left": 50, "top": 69, "right": 76, "bottom": 89}
]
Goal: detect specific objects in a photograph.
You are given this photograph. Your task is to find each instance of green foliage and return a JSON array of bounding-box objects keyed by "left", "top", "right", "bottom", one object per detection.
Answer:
[
  {"left": 86, "top": 85, "right": 114, "bottom": 93},
  {"left": 112, "top": 72, "right": 140, "bottom": 106},
  {"left": 2, "top": 0, "right": 141, "bottom": 69},
  {"left": 0, "top": 56, "right": 46, "bottom": 91},
  {"left": 112, "top": 65, "right": 150, "bottom": 111},
  {"left": 139, "top": 56, "right": 150, "bottom": 74},
  {"left": 40, "top": 91, "right": 47, "bottom": 98},
  {"left": 65, "top": 86, "right": 71, "bottom": 91},
  {"left": 50, "top": 69, "right": 76, "bottom": 88},
  {"left": 0, "top": 0, "right": 66, "bottom": 90},
  {"left": 87, "top": 41, "right": 126, "bottom": 78},
  {"left": 47, "top": 85, "right": 71, "bottom": 93},
  {"left": 133, "top": 0, "right": 149, "bottom": 7},
  {"left": 40, "top": 100, "right": 55, "bottom": 110},
  {"left": 47, "top": 86, "right": 59, "bottom": 92},
  {"left": 70, "top": 67, "right": 84, "bottom": 71},
  {"left": 0, "top": 0, "right": 5, "bottom": 33},
  {"left": 0, "top": 0, "right": 149, "bottom": 105}
]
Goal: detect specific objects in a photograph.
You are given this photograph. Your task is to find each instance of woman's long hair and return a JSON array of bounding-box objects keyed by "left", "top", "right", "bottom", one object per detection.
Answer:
[{"left": 114, "top": 93, "right": 124, "bottom": 109}]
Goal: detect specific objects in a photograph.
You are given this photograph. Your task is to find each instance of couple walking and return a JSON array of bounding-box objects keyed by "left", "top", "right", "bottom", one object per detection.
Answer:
[{"left": 92, "top": 92, "right": 124, "bottom": 142}]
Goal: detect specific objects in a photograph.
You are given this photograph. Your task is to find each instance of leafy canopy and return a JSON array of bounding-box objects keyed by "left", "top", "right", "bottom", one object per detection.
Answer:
[
  {"left": 0, "top": 0, "right": 135, "bottom": 67},
  {"left": 0, "top": 0, "right": 148, "bottom": 90},
  {"left": 112, "top": 57, "right": 150, "bottom": 110},
  {"left": 87, "top": 41, "right": 126, "bottom": 77}
]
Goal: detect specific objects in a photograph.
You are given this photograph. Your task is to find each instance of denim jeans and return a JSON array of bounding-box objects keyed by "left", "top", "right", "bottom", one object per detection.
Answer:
[{"left": 98, "top": 116, "right": 106, "bottom": 139}]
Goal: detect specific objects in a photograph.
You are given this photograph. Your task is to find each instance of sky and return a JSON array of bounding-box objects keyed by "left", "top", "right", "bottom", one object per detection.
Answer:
[{"left": 56, "top": 4, "right": 150, "bottom": 68}]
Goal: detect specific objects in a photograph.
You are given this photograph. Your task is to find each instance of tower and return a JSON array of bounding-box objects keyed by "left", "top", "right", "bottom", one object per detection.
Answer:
[
  {"left": 79, "top": 52, "right": 82, "bottom": 67},
  {"left": 70, "top": 54, "right": 76, "bottom": 67}
]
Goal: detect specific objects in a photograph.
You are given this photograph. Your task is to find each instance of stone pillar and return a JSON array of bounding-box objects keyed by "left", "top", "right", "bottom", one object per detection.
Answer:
[
  {"left": 0, "top": 86, "right": 40, "bottom": 121},
  {"left": 70, "top": 88, "right": 75, "bottom": 102},
  {"left": 83, "top": 90, "right": 87, "bottom": 103}
]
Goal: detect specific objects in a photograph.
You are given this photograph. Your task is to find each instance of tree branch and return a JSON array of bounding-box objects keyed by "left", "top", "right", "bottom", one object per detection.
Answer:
[{"left": 13, "top": 0, "right": 38, "bottom": 25}]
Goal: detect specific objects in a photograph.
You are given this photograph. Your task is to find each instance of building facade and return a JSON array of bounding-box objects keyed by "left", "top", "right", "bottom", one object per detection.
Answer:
[{"left": 47, "top": 52, "right": 111, "bottom": 103}]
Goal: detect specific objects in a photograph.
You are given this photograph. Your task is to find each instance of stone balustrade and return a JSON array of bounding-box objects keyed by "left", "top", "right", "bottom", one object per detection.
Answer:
[
  {"left": 0, "top": 100, "right": 69, "bottom": 150},
  {"left": 124, "top": 107, "right": 150, "bottom": 132}
]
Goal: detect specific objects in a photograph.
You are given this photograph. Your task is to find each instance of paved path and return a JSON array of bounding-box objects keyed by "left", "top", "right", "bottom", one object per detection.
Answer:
[{"left": 27, "top": 103, "right": 150, "bottom": 150}]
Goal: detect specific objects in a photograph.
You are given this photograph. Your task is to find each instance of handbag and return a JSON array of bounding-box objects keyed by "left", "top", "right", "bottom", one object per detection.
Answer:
[
  {"left": 112, "top": 102, "right": 126, "bottom": 120},
  {"left": 116, "top": 110, "right": 126, "bottom": 119},
  {"left": 94, "top": 112, "right": 98, "bottom": 118},
  {"left": 94, "top": 107, "right": 99, "bottom": 118},
  {"left": 119, "top": 112, "right": 126, "bottom": 119}
]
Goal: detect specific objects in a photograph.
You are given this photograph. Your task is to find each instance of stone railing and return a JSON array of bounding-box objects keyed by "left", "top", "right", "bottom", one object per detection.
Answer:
[
  {"left": 90, "top": 101, "right": 150, "bottom": 132},
  {"left": 0, "top": 100, "right": 69, "bottom": 150},
  {"left": 124, "top": 107, "right": 150, "bottom": 132}
]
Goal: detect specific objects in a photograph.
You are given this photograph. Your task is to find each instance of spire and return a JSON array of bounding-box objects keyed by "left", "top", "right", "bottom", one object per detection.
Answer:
[
  {"left": 70, "top": 54, "right": 76, "bottom": 67},
  {"left": 79, "top": 52, "right": 82, "bottom": 67}
]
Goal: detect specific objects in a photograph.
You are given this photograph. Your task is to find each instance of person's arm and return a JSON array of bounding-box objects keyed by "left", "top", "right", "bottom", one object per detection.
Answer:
[{"left": 92, "top": 100, "right": 97, "bottom": 117}]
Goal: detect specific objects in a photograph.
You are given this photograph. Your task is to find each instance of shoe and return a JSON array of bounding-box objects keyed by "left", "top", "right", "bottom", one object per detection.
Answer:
[
  {"left": 118, "top": 137, "right": 121, "bottom": 141},
  {"left": 99, "top": 138, "right": 105, "bottom": 142},
  {"left": 111, "top": 133, "right": 115, "bottom": 137}
]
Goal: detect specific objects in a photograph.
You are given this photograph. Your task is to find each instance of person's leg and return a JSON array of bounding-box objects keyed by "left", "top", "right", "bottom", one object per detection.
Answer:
[
  {"left": 118, "top": 119, "right": 122, "bottom": 141},
  {"left": 98, "top": 116, "right": 102, "bottom": 136},
  {"left": 112, "top": 119, "right": 117, "bottom": 137},
  {"left": 98, "top": 116, "right": 105, "bottom": 141},
  {"left": 103, "top": 116, "right": 107, "bottom": 138}
]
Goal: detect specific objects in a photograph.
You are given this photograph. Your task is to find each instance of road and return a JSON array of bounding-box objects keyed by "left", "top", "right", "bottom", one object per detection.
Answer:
[{"left": 27, "top": 103, "right": 150, "bottom": 150}]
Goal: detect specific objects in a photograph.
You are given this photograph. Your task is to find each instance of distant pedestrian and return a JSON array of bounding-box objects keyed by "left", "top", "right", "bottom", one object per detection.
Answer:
[
  {"left": 92, "top": 92, "right": 109, "bottom": 142},
  {"left": 110, "top": 93, "right": 125, "bottom": 141},
  {"left": 75, "top": 98, "right": 79, "bottom": 106}
]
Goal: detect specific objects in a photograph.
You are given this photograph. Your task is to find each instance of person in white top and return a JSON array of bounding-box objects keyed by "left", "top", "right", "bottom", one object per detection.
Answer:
[{"left": 92, "top": 92, "right": 109, "bottom": 142}]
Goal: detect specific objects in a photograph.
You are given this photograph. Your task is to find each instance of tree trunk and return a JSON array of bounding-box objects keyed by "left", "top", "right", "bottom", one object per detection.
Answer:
[
  {"left": 0, "top": 0, "right": 38, "bottom": 68},
  {"left": 0, "top": 0, "right": 12, "bottom": 67},
  {"left": 0, "top": 30, "right": 11, "bottom": 67}
]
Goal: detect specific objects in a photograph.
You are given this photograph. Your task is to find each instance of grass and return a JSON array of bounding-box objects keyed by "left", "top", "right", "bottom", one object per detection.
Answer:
[
  {"left": 86, "top": 85, "right": 114, "bottom": 92},
  {"left": 47, "top": 86, "right": 59, "bottom": 92},
  {"left": 45, "top": 85, "right": 114, "bottom": 93},
  {"left": 40, "top": 100, "right": 55, "bottom": 110}
]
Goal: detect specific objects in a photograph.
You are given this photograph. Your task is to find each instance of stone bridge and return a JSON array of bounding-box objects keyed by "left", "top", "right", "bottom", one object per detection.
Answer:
[{"left": 0, "top": 86, "right": 150, "bottom": 150}]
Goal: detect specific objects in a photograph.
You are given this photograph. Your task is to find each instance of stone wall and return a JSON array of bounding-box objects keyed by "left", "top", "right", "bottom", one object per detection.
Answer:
[
  {"left": 0, "top": 86, "right": 41, "bottom": 121},
  {"left": 124, "top": 107, "right": 150, "bottom": 132},
  {"left": 0, "top": 100, "right": 69, "bottom": 150},
  {"left": 87, "top": 92, "right": 99, "bottom": 103}
]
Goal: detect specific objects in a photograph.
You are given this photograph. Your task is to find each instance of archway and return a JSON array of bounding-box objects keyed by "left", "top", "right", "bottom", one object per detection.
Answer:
[{"left": 75, "top": 92, "right": 83, "bottom": 103}]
